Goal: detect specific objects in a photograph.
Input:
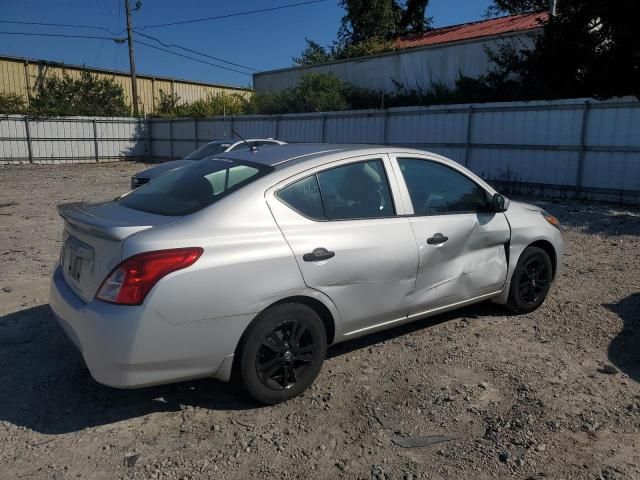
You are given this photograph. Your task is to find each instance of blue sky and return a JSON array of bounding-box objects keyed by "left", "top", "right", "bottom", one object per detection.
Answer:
[{"left": 0, "top": 0, "right": 493, "bottom": 88}]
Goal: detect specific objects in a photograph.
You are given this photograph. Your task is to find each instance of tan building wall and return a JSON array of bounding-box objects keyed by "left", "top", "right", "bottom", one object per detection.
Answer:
[{"left": 0, "top": 55, "right": 251, "bottom": 114}]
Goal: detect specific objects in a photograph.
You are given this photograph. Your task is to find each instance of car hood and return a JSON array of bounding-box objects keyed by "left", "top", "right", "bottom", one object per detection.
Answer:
[
  {"left": 134, "top": 159, "right": 195, "bottom": 180},
  {"left": 511, "top": 201, "right": 544, "bottom": 213}
]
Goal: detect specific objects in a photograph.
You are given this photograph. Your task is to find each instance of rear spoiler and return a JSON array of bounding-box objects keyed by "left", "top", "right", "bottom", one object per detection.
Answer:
[{"left": 57, "top": 202, "right": 153, "bottom": 241}]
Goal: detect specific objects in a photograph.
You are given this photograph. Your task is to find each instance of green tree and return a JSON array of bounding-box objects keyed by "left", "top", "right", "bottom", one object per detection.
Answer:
[
  {"left": 293, "top": 39, "right": 336, "bottom": 66},
  {"left": 295, "top": 0, "right": 431, "bottom": 65},
  {"left": 30, "top": 71, "right": 130, "bottom": 117},
  {"left": 486, "top": 0, "right": 548, "bottom": 17},
  {"left": 485, "top": 0, "right": 640, "bottom": 99}
]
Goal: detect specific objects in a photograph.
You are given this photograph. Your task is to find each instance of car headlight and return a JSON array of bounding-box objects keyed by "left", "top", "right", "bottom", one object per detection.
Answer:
[{"left": 541, "top": 210, "right": 561, "bottom": 229}]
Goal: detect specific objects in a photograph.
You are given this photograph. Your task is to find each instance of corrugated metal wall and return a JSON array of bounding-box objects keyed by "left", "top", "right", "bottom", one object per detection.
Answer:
[
  {"left": 1, "top": 97, "right": 639, "bottom": 203},
  {"left": 253, "top": 33, "right": 537, "bottom": 93},
  {"left": 0, "top": 56, "right": 251, "bottom": 114}
]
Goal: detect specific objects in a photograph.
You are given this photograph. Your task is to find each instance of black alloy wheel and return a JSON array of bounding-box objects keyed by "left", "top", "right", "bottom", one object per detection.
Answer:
[
  {"left": 256, "top": 320, "right": 315, "bottom": 390},
  {"left": 517, "top": 256, "right": 550, "bottom": 306},
  {"left": 238, "top": 303, "right": 327, "bottom": 404},
  {"left": 507, "top": 246, "right": 554, "bottom": 314}
]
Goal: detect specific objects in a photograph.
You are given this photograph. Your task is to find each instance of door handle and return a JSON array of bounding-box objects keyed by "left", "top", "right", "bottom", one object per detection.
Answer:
[
  {"left": 427, "top": 233, "right": 449, "bottom": 245},
  {"left": 303, "top": 248, "right": 335, "bottom": 262}
]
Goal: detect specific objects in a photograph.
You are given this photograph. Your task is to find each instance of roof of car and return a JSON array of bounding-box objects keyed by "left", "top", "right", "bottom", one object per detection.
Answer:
[
  {"left": 206, "top": 138, "right": 282, "bottom": 146},
  {"left": 220, "top": 143, "right": 417, "bottom": 168}
]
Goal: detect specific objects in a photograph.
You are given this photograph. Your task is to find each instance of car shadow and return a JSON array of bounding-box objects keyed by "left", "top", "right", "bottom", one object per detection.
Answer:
[
  {"left": 604, "top": 293, "right": 640, "bottom": 383},
  {"left": 0, "top": 302, "right": 511, "bottom": 434},
  {"left": 327, "top": 301, "right": 511, "bottom": 359},
  {"left": 0, "top": 305, "right": 254, "bottom": 435}
]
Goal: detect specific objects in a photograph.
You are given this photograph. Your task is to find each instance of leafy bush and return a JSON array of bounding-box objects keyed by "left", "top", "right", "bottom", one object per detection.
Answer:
[
  {"left": 29, "top": 71, "right": 130, "bottom": 117},
  {"left": 0, "top": 93, "right": 28, "bottom": 114},
  {"left": 152, "top": 90, "right": 251, "bottom": 118}
]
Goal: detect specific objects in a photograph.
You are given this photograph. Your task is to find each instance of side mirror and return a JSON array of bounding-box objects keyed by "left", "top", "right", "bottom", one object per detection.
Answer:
[{"left": 492, "top": 193, "right": 509, "bottom": 213}]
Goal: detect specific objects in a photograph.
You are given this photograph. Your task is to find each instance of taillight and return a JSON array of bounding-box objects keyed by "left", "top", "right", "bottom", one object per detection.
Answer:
[{"left": 96, "top": 248, "right": 203, "bottom": 306}]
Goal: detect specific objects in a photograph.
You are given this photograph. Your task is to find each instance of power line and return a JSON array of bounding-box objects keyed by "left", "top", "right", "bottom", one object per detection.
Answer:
[
  {"left": 0, "top": 31, "right": 124, "bottom": 42},
  {"left": 0, "top": 30, "right": 254, "bottom": 76},
  {"left": 0, "top": 19, "right": 119, "bottom": 35},
  {"left": 135, "top": 40, "right": 253, "bottom": 76},
  {"left": 138, "top": 0, "right": 327, "bottom": 29},
  {"left": 134, "top": 31, "right": 257, "bottom": 72}
]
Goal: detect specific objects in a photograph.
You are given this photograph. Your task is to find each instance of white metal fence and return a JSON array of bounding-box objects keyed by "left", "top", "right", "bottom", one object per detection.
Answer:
[
  {"left": 0, "top": 116, "right": 148, "bottom": 164},
  {"left": 2, "top": 97, "right": 639, "bottom": 203}
]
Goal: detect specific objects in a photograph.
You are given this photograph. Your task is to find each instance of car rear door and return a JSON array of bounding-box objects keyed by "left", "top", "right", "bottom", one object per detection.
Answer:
[
  {"left": 267, "top": 155, "right": 419, "bottom": 336},
  {"left": 389, "top": 155, "right": 511, "bottom": 314}
]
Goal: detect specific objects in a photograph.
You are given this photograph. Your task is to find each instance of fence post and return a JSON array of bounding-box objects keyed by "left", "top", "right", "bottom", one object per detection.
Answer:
[
  {"left": 144, "top": 118, "right": 152, "bottom": 163},
  {"left": 92, "top": 119, "right": 99, "bottom": 162},
  {"left": 274, "top": 116, "right": 280, "bottom": 139},
  {"left": 382, "top": 111, "right": 389, "bottom": 144},
  {"left": 463, "top": 106, "right": 474, "bottom": 167},
  {"left": 24, "top": 117, "right": 33, "bottom": 163},
  {"left": 576, "top": 101, "right": 591, "bottom": 193},
  {"left": 169, "top": 119, "right": 174, "bottom": 159},
  {"left": 321, "top": 114, "right": 327, "bottom": 142},
  {"left": 194, "top": 118, "right": 199, "bottom": 150}
]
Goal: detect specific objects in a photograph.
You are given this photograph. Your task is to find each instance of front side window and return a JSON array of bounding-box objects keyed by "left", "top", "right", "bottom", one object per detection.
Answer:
[
  {"left": 277, "top": 159, "right": 395, "bottom": 221},
  {"left": 398, "top": 158, "right": 489, "bottom": 216},
  {"left": 118, "top": 159, "right": 269, "bottom": 216}
]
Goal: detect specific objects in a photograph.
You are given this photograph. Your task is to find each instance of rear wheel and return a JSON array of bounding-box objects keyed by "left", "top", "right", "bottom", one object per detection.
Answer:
[
  {"left": 237, "top": 303, "right": 327, "bottom": 404},
  {"left": 507, "top": 246, "right": 553, "bottom": 314}
]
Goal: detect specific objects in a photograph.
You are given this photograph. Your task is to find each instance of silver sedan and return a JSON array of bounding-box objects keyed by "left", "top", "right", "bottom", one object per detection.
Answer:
[{"left": 50, "top": 145, "right": 563, "bottom": 404}]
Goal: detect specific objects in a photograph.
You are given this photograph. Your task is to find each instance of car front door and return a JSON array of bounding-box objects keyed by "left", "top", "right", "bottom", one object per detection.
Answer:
[
  {"left": 267, "top": 155, "right": 419, "bottom": 336},
  {"left": 390, "top": 155, "right": 511, "bottom": 314}
]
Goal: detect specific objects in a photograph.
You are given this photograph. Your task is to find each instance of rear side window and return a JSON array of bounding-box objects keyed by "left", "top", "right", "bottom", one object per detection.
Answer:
[
  {"left": 277, "top": 159, "right": 395, "bottom": 221},
  {"left": 277, "top": 175, "right": 325, "bottom": 220},
  {"left": 118, "top": 159, "right": 270, "bottom": 216},
  {"left": 397, "top": 158, "right": 489, "bottom": 215}
]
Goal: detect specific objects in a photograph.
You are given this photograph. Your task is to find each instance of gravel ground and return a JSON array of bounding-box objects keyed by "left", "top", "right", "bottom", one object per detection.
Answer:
[{"left": 1, "top": 162, "right": 639, "bottom": 480}]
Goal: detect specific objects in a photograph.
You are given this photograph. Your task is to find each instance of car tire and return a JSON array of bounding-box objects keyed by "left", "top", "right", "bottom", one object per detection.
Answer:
[
  {"left": 237, "top": 303, "right": 327, "bottom": 405},
  {"left": 507, "top": 246, "right": 554, "bottom": 314}
]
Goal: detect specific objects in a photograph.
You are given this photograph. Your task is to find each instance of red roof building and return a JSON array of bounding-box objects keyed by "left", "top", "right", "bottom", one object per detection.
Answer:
[
  {"left": 394, "top": 12, "right": 549, "bottom": 50},
  {"left": 255, "top": 13, "right": 549, "bottom": 94}
]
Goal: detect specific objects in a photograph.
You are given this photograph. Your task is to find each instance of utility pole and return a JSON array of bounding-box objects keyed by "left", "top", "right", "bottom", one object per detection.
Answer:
[{"left": 125, "top": 0, "right": 140, "bottom": 116}]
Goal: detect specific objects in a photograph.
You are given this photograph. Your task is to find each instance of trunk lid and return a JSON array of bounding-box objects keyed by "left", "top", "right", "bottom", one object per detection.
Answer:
[{"left": 58, "top": 201, "right": 178, "bottom": 303}]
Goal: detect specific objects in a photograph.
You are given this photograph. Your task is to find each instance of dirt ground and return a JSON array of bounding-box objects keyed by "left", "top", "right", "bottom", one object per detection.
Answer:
[{"left": 0, "top": 162, "right": 639, "bottom": 480}]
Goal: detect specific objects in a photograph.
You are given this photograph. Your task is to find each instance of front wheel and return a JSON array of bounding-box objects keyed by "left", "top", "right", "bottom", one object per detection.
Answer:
[
  {"left": 237, "top": 303, "right": 327, "bottom": 405},
  {"left": 507, "top": 246, "right": 554, "bottom": 314}
]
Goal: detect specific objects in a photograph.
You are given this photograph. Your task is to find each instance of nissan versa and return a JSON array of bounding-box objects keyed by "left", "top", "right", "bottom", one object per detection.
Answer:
[{"left": 50, "top": 145, "right": 563, "bottom": 404}]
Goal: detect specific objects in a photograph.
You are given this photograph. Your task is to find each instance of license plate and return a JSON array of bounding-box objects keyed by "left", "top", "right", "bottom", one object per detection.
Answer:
[
  {"left": 66, "top": 253, "right": 84, "bottom": 281},
  {"left": 61, "top": 235, "right": 93, "bottom": 284}
]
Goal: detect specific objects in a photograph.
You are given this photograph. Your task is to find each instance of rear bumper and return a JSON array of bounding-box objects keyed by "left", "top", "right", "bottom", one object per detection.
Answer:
[{"left": 49, "top": 265, "right": 252, "bottom": 388}]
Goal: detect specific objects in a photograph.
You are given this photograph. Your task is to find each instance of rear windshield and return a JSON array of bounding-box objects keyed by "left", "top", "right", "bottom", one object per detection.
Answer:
[
  {"left": 118, "top": 158, "right": 271, "bottom": 216},
  {"left": 184, "top": 142, "right": 231, "bottom": 160}
]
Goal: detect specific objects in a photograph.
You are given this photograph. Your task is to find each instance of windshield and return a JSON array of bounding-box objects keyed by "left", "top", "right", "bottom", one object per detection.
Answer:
[
  {"left": 118, "top": 158, "right": 271, "bottom": 216},
  {"left": 184, "top": 142, "right": 232, "bottom": 160}
]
